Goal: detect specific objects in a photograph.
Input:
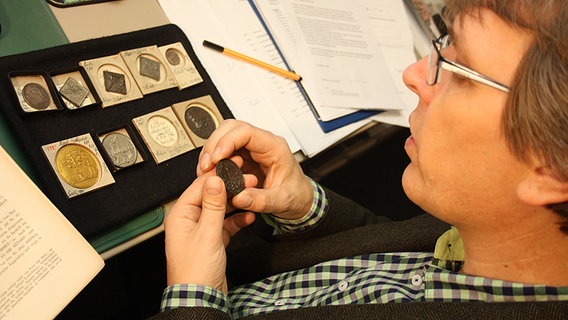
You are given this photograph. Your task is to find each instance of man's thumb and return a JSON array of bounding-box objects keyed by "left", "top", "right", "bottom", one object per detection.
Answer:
[{"left": 199, "top": 176, "right": 227, "bottom": 231}]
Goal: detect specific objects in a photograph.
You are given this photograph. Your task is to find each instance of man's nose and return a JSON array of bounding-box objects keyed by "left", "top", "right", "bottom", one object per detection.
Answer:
[{"left": 402, "top": 56, "right": 434, "bottom": 105}]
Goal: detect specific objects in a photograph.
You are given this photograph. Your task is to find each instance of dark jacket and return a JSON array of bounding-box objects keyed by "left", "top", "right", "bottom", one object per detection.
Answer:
[{"left": 149, "top": 189, "right": 568, "bottom": 319}]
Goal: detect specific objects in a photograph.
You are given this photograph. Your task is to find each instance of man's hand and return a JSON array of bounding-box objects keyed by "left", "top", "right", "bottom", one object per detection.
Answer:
[
  {"left": 163, "top": 174, "right": 255, "bottom": 294},
  {"left": 197, "top": 120, "right": 314, "bottom": 221}
]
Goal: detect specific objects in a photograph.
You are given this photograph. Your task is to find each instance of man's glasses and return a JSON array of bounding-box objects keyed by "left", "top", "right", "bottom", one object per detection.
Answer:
[{"left": 427, "top": 34, "right": 510, "bottom": 93}]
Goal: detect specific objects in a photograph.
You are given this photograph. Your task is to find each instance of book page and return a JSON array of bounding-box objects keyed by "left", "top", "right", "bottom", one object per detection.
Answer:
[{"left": 0, "top": 146, "right": 104, "bottom": 320}]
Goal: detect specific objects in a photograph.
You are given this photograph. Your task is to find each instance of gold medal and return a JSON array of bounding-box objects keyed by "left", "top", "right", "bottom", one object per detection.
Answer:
[{"left": 55, "top": 144, "right": 100, "bottom": 189}]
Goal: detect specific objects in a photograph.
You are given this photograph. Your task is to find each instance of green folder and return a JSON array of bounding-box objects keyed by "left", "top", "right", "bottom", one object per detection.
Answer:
[{"left": 0, "top": 0, "right": 164, "bottom": 254}]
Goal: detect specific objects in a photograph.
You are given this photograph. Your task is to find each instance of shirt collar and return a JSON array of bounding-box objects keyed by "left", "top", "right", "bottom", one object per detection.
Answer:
[{"left": 432, "top": 226, "right": 464, "bottom": 272}]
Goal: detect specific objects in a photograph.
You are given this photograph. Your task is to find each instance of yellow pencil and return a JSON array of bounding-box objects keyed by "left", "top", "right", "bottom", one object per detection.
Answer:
[{"left": 202, "top": 40, "right": 302, "bottom": 81}]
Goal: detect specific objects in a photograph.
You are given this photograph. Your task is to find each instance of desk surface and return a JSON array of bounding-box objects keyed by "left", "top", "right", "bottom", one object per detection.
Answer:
[{"left": 50, "top": 0, "right": 169, "bottom": 42}]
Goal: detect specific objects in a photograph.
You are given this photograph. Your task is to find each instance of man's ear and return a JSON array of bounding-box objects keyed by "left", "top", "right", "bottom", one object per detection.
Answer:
[{"left": 517, "top": 167, "right": 568, "bottom": 206}]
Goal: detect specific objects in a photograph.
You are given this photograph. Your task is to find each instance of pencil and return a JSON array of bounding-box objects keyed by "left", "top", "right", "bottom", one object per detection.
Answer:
[{"left": 202, "top": 40, "right": 302, "bottom": 81}]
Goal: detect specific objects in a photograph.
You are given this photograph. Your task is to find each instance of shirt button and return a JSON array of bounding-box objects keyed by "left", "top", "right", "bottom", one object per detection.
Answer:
[
  {"left": 411, "top": 274, "right": 423, "bottom": 287},
  {"left": 275, "top": 299, "right": 286, "bottom": 306},
  {"left": 338, "top": 280, "right": 349, "bottom": 292}
]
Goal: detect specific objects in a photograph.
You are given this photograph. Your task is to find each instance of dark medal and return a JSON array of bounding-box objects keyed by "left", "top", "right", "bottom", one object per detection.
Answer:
[{"left": 216, "top": 159, "right": 245, "bottom": 196}]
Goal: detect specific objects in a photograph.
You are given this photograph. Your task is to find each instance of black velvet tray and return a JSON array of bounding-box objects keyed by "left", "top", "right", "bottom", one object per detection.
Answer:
[{"left": 0, "top": 24, "right": 232, "bottom": 238}]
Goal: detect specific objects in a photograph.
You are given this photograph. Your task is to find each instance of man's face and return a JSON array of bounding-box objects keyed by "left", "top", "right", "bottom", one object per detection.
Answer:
[{"left": 401, "top": 8, "right": 533, "bottom": 229}]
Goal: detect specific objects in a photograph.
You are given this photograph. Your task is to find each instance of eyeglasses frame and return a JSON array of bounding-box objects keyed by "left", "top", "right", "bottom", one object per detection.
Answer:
[{"left": 427, "top": 35, "right": 510, "bottom": 93}]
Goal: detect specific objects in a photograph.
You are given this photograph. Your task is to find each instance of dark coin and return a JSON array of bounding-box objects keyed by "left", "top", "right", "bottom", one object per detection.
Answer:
[
  {"left": 184, "top": 105, "right": 217, "bottom": 139},
  {"left": 216, "top": 159, "right": 245, "bottom": 196},
  {"left": 139, "top": 56, "right": 161, "bottom": 81},
  {"left": 59, "top": 77, "right": 89, "bottom": 107},
  {"left": 22, "top": 82, "right": 51, "bottom": 110},
  {"left": 103, "top": 70, "right": 127, "bottom": 95},
  {"left": 165, "top": 48, "right": 181, "bottom": 66}
]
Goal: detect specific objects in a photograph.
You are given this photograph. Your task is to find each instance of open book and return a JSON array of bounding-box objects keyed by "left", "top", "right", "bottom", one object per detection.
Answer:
[{"left": 0, "top": 145, "right": 104, "bottom": 319}]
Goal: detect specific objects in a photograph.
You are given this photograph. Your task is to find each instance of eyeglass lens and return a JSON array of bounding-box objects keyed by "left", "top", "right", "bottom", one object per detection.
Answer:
[{"left": 427, "top": 39, "right": 440, "bottom": 85}]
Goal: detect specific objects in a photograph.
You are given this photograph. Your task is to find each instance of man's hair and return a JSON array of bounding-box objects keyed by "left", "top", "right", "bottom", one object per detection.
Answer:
[{"left": 444, "top": 0, "right": 568, "bottom": 232}]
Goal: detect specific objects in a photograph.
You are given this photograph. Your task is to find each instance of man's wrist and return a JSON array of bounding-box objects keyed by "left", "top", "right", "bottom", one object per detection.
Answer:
[{"left": 269, "top": 176, "right": 328, "bottom": 233}]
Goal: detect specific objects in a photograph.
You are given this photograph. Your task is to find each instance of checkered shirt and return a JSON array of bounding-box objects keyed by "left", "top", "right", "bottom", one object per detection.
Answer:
[{"left": 160, "top": 178, "right": 568, "bottom": 318}]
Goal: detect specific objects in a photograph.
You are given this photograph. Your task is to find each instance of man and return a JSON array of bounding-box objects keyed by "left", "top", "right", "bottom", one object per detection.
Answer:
[{"left": 151, "top": 1, "right": 568, "bottom": 319}]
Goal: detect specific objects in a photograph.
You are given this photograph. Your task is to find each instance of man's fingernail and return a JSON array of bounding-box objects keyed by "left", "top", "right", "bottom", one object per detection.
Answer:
[
  {"left": 206, "top": 177, "right": 223, "bottom": 195},
  {"left": 211, "top": 147, "right": 222, "bottom": 162},
  {"left": 200, "top": 152, "right": 210, "bottom": 171},
  {"left": 239, "top": 193, "right": 253, "bottom": 208}
]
